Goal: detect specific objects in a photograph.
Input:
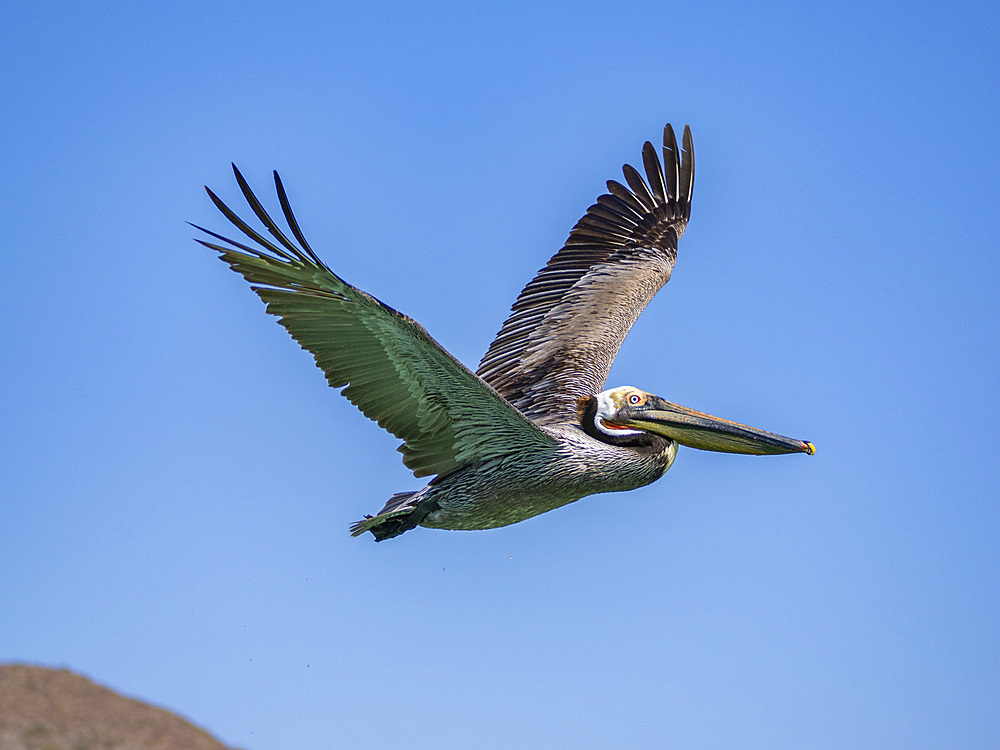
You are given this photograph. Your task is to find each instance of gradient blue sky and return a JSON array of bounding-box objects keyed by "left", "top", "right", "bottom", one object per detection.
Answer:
[{"left": 3, "top": 2, "right": 998, "bottom": 748}]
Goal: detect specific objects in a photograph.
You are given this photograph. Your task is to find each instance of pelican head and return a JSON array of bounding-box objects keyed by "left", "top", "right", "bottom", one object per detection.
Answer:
[{"left": 588, "top": 386, "right": 815, "bottom": 456}]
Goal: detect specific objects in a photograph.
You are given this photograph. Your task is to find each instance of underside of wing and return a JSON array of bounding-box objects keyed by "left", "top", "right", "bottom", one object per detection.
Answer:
[
  {"left": 195, "top": 167, "right": 556, "bottom": 478},
  {"left": 476, "top": 124, "right": 694, "bottom": 423}
]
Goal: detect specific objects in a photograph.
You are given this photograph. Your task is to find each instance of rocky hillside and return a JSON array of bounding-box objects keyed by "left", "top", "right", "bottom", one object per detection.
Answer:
[{"left": 0, "top": 664, "right": 241, "bottom": 750}]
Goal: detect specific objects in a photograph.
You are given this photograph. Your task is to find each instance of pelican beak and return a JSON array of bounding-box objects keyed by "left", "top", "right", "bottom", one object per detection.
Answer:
[{"left": 619, "top": 395, "right": 815, "bottom": 456}]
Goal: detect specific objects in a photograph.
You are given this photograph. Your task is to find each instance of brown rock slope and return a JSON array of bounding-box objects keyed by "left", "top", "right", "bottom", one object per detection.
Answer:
[{"left": 0, "top": 664, "right": 241, "bottom": 750}]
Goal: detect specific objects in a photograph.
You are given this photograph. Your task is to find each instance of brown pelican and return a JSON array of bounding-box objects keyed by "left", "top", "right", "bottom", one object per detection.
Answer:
[{"left": 194, "top": 124, "right": 814, "bottom": 541}]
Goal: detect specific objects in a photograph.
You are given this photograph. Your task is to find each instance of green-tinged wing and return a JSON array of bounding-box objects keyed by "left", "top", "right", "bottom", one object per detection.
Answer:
[{"left": 195, "top": 166, "right": 557, "bottom": 479}]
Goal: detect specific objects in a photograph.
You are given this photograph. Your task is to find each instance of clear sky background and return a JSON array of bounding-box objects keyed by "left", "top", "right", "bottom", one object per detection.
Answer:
[{"left": 2, "top": 2, "right": 998, "bottom": 748}]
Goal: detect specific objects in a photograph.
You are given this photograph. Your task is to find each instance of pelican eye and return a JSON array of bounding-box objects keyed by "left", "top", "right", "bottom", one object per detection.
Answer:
[{"left": 627, "top": 393, "right": 644, "bottom": 406}]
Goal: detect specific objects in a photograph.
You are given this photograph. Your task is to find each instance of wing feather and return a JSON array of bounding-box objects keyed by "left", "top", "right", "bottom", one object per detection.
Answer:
[
  {"left": 196, "top": 167, "right": 556, "bottom": 478},
  {"left": 642, "top": 141, "right": 668, "bottom": 206},
  {"left": 622, "top": 163, "right": 657, "bottom": 212},
  {"left": 476, "top": 124, "right": 694, "bottom": 423}
]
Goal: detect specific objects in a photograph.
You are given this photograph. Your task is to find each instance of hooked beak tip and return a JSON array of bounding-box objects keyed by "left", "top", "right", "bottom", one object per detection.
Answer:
[{"left": 804, "top": 441, "right": 816, "bottom": 456}]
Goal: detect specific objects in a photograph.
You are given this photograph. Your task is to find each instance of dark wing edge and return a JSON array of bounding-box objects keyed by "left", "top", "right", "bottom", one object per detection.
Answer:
[
  {"left": 476, "top": 124, "right": 694, "bottom": 422},
  {"left": 194, "top": 166, "right": 557, "bottom": 479}
]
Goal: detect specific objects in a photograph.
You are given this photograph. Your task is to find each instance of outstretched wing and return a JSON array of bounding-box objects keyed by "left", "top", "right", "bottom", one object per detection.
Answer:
[
  {"left": 476, "top": 124, "right": 694, "bottom": 424},
  {"left": 195, "top": 166, "right": 557, "bottom": 479}
]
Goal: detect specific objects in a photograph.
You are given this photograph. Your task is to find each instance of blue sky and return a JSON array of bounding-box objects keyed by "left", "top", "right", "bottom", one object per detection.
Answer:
[{"left": 2, "top": 1, "right": 998, "bottom": 748}]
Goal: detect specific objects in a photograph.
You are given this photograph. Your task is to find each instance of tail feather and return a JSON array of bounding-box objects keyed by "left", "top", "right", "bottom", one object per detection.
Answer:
[{"left": 350, "top": 491, "right": 423, "bottom": 541}]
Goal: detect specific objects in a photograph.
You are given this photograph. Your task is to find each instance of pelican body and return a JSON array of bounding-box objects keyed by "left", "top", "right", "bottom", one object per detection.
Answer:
[{"left": 195, "top": 125, "right": 813, "bottom": 541}]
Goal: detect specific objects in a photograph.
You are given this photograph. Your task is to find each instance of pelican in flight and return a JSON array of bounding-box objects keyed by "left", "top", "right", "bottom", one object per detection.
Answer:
[{"left": 195, "top": 124, "right": 813, "bottom": 541}]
